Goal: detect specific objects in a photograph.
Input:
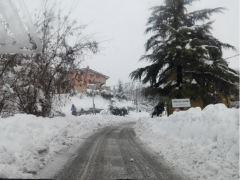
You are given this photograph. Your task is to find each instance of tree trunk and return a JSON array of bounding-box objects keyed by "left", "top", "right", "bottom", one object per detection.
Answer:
[
  {"left": 0, "top": 102, "right": 4, "bottom": 115},
  {"left": 176, "top": 65, "right": 182, "bottom": 98}
]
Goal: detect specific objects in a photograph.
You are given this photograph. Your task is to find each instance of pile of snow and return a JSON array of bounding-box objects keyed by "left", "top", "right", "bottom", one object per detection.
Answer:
[
  {"left": 134, "top": 104, "right": 239, "bottom": 180},
  {"left": 0, "top": 93, "right": 150, "bottom": 178},
  {"left": 0, "top": 114, "right": 134, "bottom": 178},
  {"left": 128, "top": 111, "right": 151, "bottom": 120}
]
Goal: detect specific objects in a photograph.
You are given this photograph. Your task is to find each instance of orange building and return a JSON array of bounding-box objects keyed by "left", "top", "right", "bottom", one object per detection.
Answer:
[{"left": 63, "top": 66, "right": 109, "bottom": 93}]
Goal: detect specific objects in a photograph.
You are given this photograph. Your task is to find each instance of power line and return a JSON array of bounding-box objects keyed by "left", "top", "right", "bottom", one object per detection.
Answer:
[{"left": 223, "top": 54, "right": 240, "bottom": 60}]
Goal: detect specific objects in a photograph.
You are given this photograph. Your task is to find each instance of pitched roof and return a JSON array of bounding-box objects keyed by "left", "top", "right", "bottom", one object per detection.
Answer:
[{"left": 72, "top": 68, "right": 110, "bottom": 79}]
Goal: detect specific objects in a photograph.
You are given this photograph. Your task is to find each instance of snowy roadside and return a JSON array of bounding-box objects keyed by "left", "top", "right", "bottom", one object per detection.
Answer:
[
  {"left": 134, "top": 104, "right": 239, "bottom": 180},
  {"left": 0, "top": 114, "right": 136, "bottom": 179}
]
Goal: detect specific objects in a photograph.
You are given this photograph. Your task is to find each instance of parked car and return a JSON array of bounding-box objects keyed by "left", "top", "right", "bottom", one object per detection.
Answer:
[{"left": 89, "top": 108, "right": 104, "bottom": 113}]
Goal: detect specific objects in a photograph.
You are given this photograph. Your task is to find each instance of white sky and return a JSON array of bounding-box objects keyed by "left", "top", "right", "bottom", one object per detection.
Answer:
[{"left": 25, "top": 0, "right": 239, "bottom": 86}]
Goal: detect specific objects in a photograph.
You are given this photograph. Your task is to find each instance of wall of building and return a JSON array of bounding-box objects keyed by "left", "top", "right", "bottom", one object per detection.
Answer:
[{"left": 66, "top": 70, "right": 108, "bottom": 93}]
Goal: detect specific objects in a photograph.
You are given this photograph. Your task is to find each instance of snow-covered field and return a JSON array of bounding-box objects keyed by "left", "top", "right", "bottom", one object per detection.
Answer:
[
  {"left": 57, "top": 93, "right": 136, "bottom": 115},
  {"left": 0, "top": 94, "right": 148, "bottom": 178},
  {"left": 134, "top": 104, "right": 239, "bottom": 180}
]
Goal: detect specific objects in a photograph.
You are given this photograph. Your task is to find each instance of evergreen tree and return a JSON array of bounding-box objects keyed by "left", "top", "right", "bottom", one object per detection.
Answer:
[
  {"left": 112, "top": 86, "right": 116, "bottom": 96},
  {"left": 130, "top": 0, "right": 238, "bottom": 107},
  {"left": 117, "top": 80, "right": 124, "bottom": 94}
]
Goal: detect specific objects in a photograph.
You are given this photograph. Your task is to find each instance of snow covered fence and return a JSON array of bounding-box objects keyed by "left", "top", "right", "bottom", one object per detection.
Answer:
[
  {"left": 134, "top": 104, "right": 239, "bottom": 180},
  {"left": 0, "top": 114, "right": 134, "bottom": 178}
]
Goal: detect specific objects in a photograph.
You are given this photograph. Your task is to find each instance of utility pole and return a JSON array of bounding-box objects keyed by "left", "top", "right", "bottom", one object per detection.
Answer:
[
  {"left": 136, "top": 87, "right": 138, "bottom": 113},
  {"left": 113, "top": 86, "right": 116, "bottom": 98},
  {"left": 92, "top": 86, "right": 95, "bottom": 115}
]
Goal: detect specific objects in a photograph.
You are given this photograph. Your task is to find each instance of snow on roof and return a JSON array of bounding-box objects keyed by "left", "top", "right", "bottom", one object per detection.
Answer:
[{"left": 73, "top": 68, "right": 110, "bottom": 79}]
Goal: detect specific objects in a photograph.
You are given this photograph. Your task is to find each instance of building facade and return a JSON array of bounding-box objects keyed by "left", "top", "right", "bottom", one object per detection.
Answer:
[{"left": 62, "top": 66, "right": 109, "bottom": 93}]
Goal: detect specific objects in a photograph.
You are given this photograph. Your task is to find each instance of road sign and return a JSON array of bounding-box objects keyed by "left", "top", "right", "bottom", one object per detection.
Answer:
[
  {"left": 173, "top": 108, "right": 181, "bottom": 112},
  {"left": 172, "top": 99, "right": 191, "bottom": 108},
  {"left": 87, "top": 84, "right": 96, "bottom": 90}
]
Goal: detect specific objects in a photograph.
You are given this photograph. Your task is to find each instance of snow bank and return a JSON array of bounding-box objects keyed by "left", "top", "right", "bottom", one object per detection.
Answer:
[
  {"left": 0, "top": 92, "right": 151, "bottom": 178},
  {"left": 128, "top": 111, "right": 151, "bottom": 120},
  {"left": 134, "top": 104, "right": 239, "bottom": 180},
  {"left": 0, "top": 114, "right": 134, "bottom": 178}
]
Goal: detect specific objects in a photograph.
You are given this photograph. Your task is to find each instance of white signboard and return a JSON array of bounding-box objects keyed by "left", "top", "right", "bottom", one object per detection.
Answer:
[
  {"left": 172, "top": 99, "right": 191, "bottom": 108},
  {"left": 87, "top": 84, "right": 96, "bottom": 90}
]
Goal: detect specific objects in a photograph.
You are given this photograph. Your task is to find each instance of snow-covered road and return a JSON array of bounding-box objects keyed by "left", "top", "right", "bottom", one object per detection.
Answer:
[
  {"left": 54, "top": 122, "right": 187, "bottom": 180},
  {"left": 0, "top": 114, "right": 136, "bottom": 179},
  {"left": 0, "top": 94, "right": 238, "bottom": 180}
]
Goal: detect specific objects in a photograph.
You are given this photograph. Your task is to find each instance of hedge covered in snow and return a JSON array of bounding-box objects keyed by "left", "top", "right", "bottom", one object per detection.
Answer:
[{"left": 100, "top": 90, "right": 113, "bottom": 100}]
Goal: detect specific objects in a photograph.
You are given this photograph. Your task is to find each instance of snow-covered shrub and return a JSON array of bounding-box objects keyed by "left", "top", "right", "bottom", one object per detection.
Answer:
[
  {"left": 109, "top": 105, "right": 128, "bottom": 116},
  {"left": 49, "top": 110, "right": 66, "bottom": 118},
  {"left": 127, "top": 106, "right": 135, "bottom": 112},
  {"left": 79, "top": 92, "right": 84, "bottom": 99},
  {"left": 110, "top": 98, "right": 116, "bottom": 103},
  {"left": 101, "top": 90, "right": 113, "bottom": 100},
  {"left": 99, "top": 109, "right": 111, "bottom": 115},
  {"left": 115, "top": 93, "right": 127, "bottom": 101},
  {"left": 70, "top": 89, "right": 78, "bottom": 97},
  {"left": 86, "top": 89, "right": 99, "bottom": 97},
  {"left": 138, "top": 103, "right": 153, "bottom": 112}
]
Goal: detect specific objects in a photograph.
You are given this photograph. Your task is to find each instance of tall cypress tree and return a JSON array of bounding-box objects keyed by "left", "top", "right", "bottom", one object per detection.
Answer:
[
  {"left": 118, "top": 80, "right": 124, "bottom": 94},
  {"left": 130, "top": 0, "right": 238, "bottom": 107}
]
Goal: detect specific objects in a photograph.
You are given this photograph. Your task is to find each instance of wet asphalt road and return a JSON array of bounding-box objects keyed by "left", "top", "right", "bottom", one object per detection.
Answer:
[{"left": 55, "top": 123, "right": 187, "bottom": 180}]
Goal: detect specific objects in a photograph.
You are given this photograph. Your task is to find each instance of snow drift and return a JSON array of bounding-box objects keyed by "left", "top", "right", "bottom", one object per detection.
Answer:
[
  {"left": 0, "top": 114, "right": 134, "bottom": 178},
  {"left": 134, "top": 104, "right": 239, "bottom": 180}
]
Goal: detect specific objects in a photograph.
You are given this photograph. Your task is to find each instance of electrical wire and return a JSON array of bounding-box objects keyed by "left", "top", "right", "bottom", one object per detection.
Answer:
[{"left": 223, "top": 54, "right": 240, "bottom": 60}]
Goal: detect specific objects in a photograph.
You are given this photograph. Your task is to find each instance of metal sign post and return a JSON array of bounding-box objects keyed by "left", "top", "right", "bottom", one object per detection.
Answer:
[{"left": 87, "top": 84, "right": 97, "bottom": 115}]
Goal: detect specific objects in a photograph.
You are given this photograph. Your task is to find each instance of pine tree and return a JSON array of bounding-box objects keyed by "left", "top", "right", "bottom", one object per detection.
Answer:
[
  {"left": 130, "top": 0, "right": 238, "bottom": 107},
  {"left": 117, "top": 80, "right": 124, "bottom": 94}
]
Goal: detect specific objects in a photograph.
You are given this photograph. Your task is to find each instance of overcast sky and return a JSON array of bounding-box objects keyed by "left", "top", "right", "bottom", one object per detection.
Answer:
[{"left": 25, "top": 0, "right": 239, "bottom": 86}]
